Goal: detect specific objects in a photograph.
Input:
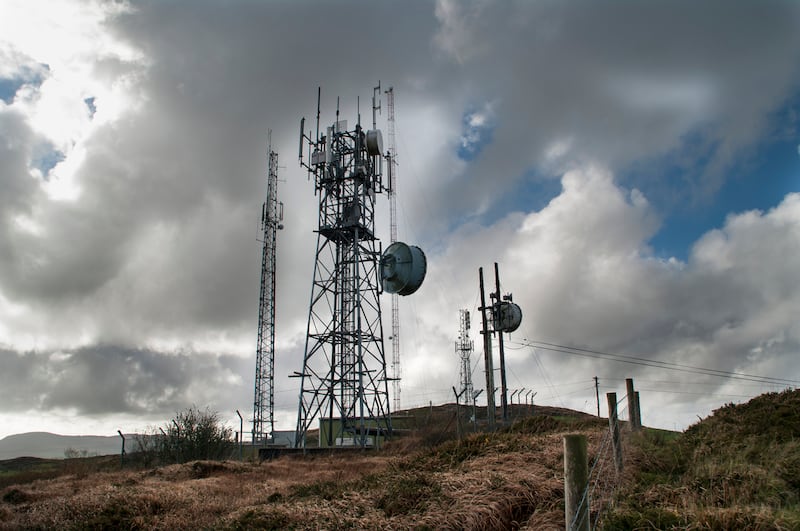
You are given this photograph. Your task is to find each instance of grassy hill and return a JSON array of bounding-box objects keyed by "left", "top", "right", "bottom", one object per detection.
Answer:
[
  {"left": 602, "top": 389, "right": 800, "bottom": 529},
  {"left": 1, "top": 392, "right": 799, "bottom": 529}
]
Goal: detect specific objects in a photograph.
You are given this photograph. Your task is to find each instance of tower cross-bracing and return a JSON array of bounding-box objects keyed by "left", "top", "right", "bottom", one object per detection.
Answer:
[
  {"left": 296, "top": 94, "right": 391, "bottom": 448},
  {"left": 253, "top": 138, "right": 282, "bottom": 445},
  {"left": 456, "top": 309, "right": 474, "bottom": 404}
]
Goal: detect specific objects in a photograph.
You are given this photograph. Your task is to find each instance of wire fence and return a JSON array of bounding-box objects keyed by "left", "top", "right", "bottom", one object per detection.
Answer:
[{"left": 568, "top": 396, "right": 630, "bottom": 530}]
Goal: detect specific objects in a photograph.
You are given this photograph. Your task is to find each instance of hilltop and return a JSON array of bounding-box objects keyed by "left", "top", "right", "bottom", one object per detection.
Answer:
[
  {"left": 0, "top": 432, "right": 126, "bottom": 461},
  {"left": 1, "top": 393, "right": 799, "bottom": 529}
]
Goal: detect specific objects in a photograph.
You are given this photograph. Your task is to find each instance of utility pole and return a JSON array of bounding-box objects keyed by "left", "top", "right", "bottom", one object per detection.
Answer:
[
  {"left": 479, "top": 267, "right": 496, "bottom": 430},
  {"left": 493, "top": 263, "right": 509, "bottom": 422},
  {"left": 594, "top": 376, "right": 600, "bottom": 417}
]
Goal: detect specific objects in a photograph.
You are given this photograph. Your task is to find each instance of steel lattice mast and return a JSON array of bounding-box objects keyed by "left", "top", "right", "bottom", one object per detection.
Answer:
[
  {"left": 455, "top": 309, "right": 474, "bottom": 402},
  {"left": 385, "top": 87, "right": 402, "bottom": 411},
  {"left": 295, "top": 90, "right": 391, "bottom": 448},
  {"left": 253, "top": 135, "right": 282, "bottom": 445}
]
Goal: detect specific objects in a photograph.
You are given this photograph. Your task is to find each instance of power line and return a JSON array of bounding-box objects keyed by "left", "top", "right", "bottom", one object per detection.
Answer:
[
  {"left": 531, "top": 347, "right": 565, "bottom": 407},
  {"left": 511, "top": 338, "right": 800, "bottom": 387},
  {"left": 635, "top": 388, "right": 755, "bottom": 399},
  {"left": 603, "top": 377, "right": 787, "bottom": 389}
]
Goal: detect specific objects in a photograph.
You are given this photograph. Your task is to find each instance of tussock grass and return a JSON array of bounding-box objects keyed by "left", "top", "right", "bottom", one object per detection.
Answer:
[
  {"left": 603, "top": 389, "right": 800, "bottom": 529},
  {"left": 24, "top": 396, "right": 800, "bottom": 530},
  {"left": 0, "top": 411, "right": 612, "bottom": 529}
]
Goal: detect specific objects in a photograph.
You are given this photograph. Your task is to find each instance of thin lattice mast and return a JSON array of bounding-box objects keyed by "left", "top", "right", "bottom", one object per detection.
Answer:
[
  {"left": 455, "top": 309, "right": 474, "bottom": 403},
  {"left": 253, "top": 132, "right": 283, "bottom": 445},
  {"left": 295, "top": 87, "right": 426, "bottom": 449},
  {"left": 385, "top": 86, "right": 402, "bottom": 411}
]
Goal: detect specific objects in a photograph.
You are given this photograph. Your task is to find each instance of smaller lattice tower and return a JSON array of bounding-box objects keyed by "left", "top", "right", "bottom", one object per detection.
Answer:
[
  {"left": 252, "top": 133, "right": 283, "bottom": 445},
  {"left": 455, "top": 309, "right": 474, "bottom": 402}
]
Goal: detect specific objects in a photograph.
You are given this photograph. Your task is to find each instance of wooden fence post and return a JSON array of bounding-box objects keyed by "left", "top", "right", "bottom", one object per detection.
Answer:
[
  {"left": 564, "top": 434, "right": 589, "bottom": 531},
  {"left": 625, "top": 378, "right": 640, "bottom": 431},
  {"left": 607, "top": 392, "right": 623, "bottom": 473}
]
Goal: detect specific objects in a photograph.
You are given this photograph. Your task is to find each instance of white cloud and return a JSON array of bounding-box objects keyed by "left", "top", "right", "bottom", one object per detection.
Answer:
[{"left": 407, "top": 168, "right": 800, "bottom": 429}]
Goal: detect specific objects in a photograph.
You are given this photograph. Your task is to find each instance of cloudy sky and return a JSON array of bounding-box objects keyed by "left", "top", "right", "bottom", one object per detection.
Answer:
[{"left": 1, "top": 0, "right": 799, "bottom": 439}]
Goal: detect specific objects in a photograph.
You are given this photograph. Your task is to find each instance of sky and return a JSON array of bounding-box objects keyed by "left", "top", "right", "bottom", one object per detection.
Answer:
[{"left": 0, "top": 0, "right": 799, "bottom": 440}]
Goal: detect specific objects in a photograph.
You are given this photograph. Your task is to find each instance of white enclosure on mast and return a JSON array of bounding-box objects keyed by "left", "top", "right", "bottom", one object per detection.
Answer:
[{"left": 295, "top": 88, "right": 426, "bottom": 449}]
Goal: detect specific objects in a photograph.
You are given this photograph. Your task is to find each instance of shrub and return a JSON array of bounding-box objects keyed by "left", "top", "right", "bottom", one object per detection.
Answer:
[{"left": 159, "top": 406, "right": 235, "bottom": 463}]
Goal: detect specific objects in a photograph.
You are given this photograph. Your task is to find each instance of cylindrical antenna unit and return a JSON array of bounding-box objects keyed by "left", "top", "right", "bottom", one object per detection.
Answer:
[
  {"left": 381, "top": 241, "right": 427, "bottom": 296},
  {"left": 493, "top": 301, "right": 522, "bottom": 333}
]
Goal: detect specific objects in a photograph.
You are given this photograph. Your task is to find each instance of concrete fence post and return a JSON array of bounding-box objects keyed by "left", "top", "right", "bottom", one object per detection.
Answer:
[
  {"left": 607, "top": 392, "right": 623, "bottom": 473},
  {"left": 564, "top": 434, "right": 589, "bottom": 531}
]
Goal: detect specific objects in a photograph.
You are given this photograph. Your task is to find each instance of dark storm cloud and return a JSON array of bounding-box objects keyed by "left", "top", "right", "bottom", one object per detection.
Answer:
[
  {"left": 0, "top": 345, "right": 250, "bottom": 416},
  {"left": 0, "top": 0, "right": 449, "bottom": 347}
]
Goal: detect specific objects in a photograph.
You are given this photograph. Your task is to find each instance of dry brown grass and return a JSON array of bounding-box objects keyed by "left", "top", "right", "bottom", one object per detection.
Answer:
[{"left": 0, "top": 414, "right": 613, "bottom": 530}]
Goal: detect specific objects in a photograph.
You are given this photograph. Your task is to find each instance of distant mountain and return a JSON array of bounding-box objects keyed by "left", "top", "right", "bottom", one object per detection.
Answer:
[{"left": 0, "top": 432, "right": 127, "bottom": 460}]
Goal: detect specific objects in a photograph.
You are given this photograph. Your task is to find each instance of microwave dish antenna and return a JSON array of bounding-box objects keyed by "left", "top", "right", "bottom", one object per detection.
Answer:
[
  {"left": 493, "top": 301, "right": 522, "bottom": 333},
  {"left": 381, "top": 242, "right": 426, "bottom": 296}
]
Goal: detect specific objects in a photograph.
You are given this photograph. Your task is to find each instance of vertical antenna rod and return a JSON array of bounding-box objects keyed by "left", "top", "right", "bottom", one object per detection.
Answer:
[
  {"left": 372, "top": 81, "right": 381, "bottom": 130},
  {"left": 253, "top": 131, "right": 283, "bottom": 445},
  {"left": 385, "top": 87, "right": 402, "bottom": 411}
]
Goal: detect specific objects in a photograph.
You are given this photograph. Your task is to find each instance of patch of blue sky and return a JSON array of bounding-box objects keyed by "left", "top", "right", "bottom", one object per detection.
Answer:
[
  {"left": 477, "top": 168, "right": 563, "bottom": 228},
  {"left": 623, "top": 95, "right": 800, "bottom": 262},
  {"left": 31, "top": 144, "right": 65, "bottom": 179},
  {"left": 0, "top": 78, "right": 23, "bottom": 104},
  {"left": 457, "top": 106, "right": 495, "bottom": 161},
  {"left": 0, "top": 65, "right": 48, "bottom": 104},
  {"left": 84, "top": 97, "right": 97, "bottom": 117}
]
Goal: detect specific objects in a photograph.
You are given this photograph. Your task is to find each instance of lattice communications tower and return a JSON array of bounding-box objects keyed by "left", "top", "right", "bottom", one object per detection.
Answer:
[
  {"left": 253, "top": 134, "right": 283, "bottom": 445},
  {"left": 455, "top": 309, "right": 474, "bottom": 403},
  {"left": 385, "top": 86, "right": 402, "bottom": 411},
  {"left": 296, "top": 88, "right": 426, "bottom": 448}
]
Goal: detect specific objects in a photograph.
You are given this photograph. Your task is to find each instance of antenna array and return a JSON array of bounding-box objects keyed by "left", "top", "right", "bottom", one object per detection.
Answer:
[{"left": 295, "top": 89, "right": 392, "bottom": 448}]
